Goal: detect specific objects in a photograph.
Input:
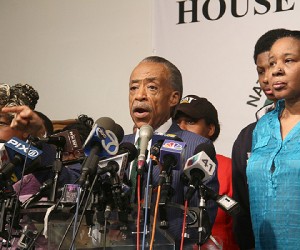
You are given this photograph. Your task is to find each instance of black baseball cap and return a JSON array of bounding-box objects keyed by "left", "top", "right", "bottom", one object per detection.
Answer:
[{"left": 174, "top": 95, "right": 219, "bottom": 126}]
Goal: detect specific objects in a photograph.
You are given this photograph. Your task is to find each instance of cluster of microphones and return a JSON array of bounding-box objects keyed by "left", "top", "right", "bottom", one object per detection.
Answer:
[{"left": 0, "top": 117, "right": 240, "bottom": 248}]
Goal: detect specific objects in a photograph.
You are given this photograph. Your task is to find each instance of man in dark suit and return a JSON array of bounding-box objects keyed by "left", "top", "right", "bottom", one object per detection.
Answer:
[{"left": 122, "top": 56, "right": 219, "bottom": 248}]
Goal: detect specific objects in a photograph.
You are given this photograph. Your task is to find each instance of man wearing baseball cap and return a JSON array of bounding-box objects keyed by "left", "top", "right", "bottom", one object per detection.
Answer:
[{"left": 174, "top": 94, "right": 238, "bottom": 250}]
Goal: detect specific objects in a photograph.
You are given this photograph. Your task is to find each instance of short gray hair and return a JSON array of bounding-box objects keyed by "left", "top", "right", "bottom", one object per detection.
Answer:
[{"left": 141, "top": 56, "right": 183, "bottom": 100}]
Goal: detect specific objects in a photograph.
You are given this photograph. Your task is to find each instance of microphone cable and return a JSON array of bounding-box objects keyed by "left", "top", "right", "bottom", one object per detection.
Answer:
[
  {"left": 142, "top": 158, "right": 152, "bottom": 250},
  {"left": 21, "top": 178, "right": 53, "bottom": 209},
  {"left": 149, "top": 184, "right": 161, "bottom": 250},
  {"left": 180, "top": 199, "right": 188, "bottom": 250},
  {"left": 71, "top": 186, "right": 81, "bottom": 250},
  {"left": 136, "top": 174, "right": 141, "bottom": 250},
  {"left": 67, "top": 173, "right": 98, "bottom": 250},
  {"left": 103, "top": 204, "right": 111, "bottom": 250},
  {"left": 57, "top": 179, "right": 88, "bottom": 249},
  {"left": 22, "top": 178, "right": 80, "bottom": 250},
  {"left": 6, "top": 139, "right": 33, "bottom": 249},
  {"left": 26, "top": 194, "right": 64, "bottom": 250},
  {"left": 148, "top": 153, "right": 161, "bottom": 250}
]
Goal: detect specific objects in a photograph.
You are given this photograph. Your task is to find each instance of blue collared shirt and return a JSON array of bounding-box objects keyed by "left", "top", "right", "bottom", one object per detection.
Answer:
[{"left": 247, "top": 99, "right": 300, "bottom": 249}]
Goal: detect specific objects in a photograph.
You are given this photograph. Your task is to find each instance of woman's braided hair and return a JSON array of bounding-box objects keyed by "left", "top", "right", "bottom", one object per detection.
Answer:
[{"left": 0, "top": 83, "right": 39, "bottom": 110}]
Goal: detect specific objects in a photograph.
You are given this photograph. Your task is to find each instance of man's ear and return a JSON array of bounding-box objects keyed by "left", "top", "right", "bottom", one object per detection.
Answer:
[
  {"left": 208, "top": 124, "right": 216, "bottom": 138},
  {"left": 169, "top": 91, "right": 180, "bottom": 107}
]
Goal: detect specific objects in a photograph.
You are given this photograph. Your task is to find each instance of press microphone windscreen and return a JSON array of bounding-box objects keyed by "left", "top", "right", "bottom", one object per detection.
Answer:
[
  {"left": 95, "top": 117, "right": 116, "bottom": 130},
  {"left": 118, "top": 142, "right": 138, "bottom": 163},
  {"left": 138, "top": 124, "right": 154, "bottom": 163},
  {"left": 194, "top": 142, "right": 216, "bottom": 159},
  {"left": 95, "top": 117, "right": 124, "bottom": 142},
  {"left": 114, "top": 123, "right": 125, "bottom": 143}
]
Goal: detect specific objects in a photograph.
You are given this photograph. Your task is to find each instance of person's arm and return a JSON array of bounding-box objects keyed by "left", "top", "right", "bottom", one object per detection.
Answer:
[
  {"left": 232, "top": 123, "right": 256, "bottom": 250},
  {"left": 1, "top": 105, "right": 46, "bottom": 138}
]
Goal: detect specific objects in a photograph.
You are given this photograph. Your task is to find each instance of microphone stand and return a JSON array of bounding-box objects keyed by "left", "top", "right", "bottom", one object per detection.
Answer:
[
  {"left": 18, "top": 145, "right": 64, "bottom": 249},
  {"left": 135, "top": 148, "right": 148, "bottom": 250},
  {"left": 0, "top": 175, "right": 21, "bottom": 247},
  {"left": 158, "top": 171, "right": 174, "bottom": 229},
  {"left": 21, "top": 178, "right": 53, "bottom": 209},
  {"left": 68, "top": 172, "right": 99, "bottom": 250},
  {"left": 195, "top": 184, "right": 211, "bottom": 249},
  {"left": 26, "top": 145, "right": 64, "bottom": 209},
  {"left": 49, "top": 145, "right": 64, "bottom": 203},
  {"left": 142, "top": 159, "right": 153, "bottom": 250}
]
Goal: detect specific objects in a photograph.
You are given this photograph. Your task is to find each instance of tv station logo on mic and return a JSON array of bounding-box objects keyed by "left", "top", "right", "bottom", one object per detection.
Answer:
[
  {"left": 3, "top": 137, "right": 43, "bottom": 182},
  {"left": 163, "top": 141, "right": 184, "bottom": 150},
  {"left": 97, "top": 127, "right": 119, "bottom": 156},
  {"left": 184, "top": 151, "right": 215, "bottom": 181},
  {"left": 83, "top": 124, "right": 119, "bottom": 158},
  {"left": 187, "top": 152, "right": 214, "bottom": 171},
  {"left": 160, "top": 139, "right": 186, "bottom": 170},
  {"left": 5, "top": 138, "right": 42, "bottom": 160}
]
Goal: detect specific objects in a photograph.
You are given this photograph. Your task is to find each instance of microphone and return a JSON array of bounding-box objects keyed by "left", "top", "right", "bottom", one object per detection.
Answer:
[
  {"left": 21, "top": 178, "right": 53, "bottom": 208},
  {"left": 98, "top": 152, "right": 130, "bottom": 183},
  {"left": 150, "top": 133, "right": 183, "bottom": 164},
  {"left": 98, "top": 158, "right": 132, "bottom": 225},
  {"left": 95, "top": 117, "right": 124, "bottom": 143},
  {"left": 154, "top": 139, "right": 186, "bottom": 229},
  {"left": 99, "top": 159, "right": 119, "bottom": 175},
  {"left": 183, "top": 142, "right": 216, "bottom": 201},
  {"left": 118, "top": 142, "right": 138, "bottom": 163},
  {"left": 157, "top": 140, "right": 186, "bottom": 186},
  {"left": 37, "top": 129, "right": 84, "bottom": 163},
  {"left": 0, "top": 137, "right": 43, "bottom": 181},
  {"left": 83, "top": 118, "right": 121, "bottom": 158},
  {"left": 151, "top": 132, "right": 183, "bottom": 144},
  {"left": 159, "top": 139, "right": 186, "bottom": 172},
  {"left": 116, "top": 142, "right": 138, "bottom": 183},
  {"left": 0, "top": 142, "right": 10, "bottom": 167},
  {"left": 98, "top": 160, "right": 126, "bottom": 212},
  {"left": 137, "top": 124, "right": 153, "bottom": 172},
  {"left": 201, "top": 184, "right": 240, "bottom": 216},
  {"left": 194, "top": 142, "right": 216, "bottom": 161},
  {"left": 0, "top": 142, "right": 14, "bottom": 192},
  {"left": 114, "top": 123, "right": 125, "bottom": 143},
  {"left": 104, "top": 161, "right": 123, "bottom": 210},
  {"left": 78, "top": 117, "right": 121, "bottom": 186},
  {"left": 97, "top": 143, "right": 137, "bottom": 178},
  {"left": 38, "top": 135, "right": 66, "bottom": 148}
]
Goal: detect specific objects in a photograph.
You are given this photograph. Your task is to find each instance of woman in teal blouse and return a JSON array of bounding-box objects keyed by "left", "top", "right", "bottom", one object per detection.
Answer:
[{"left": 247, "top": 30, "right": 300, "bottom": 249}]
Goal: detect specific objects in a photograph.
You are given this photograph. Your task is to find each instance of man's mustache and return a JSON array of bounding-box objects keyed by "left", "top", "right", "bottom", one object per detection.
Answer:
[{"left": 132, "top": 103, "right": 152, "bottom": 112}]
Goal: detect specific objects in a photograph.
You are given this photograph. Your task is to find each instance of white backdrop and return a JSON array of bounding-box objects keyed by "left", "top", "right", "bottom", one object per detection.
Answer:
[
  {"left": 0, "top": 0, "right": 299, "bottom": 157},
  {"left": 0, "top": 0, "right": 152, "bottom": 137},
  {"left": 152, "top": 0, "right": 299, "bottom": 156}
]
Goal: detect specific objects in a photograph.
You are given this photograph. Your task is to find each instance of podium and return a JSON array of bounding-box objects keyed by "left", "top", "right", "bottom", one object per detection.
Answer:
[
  {"left": 48, "top": 215, "right": 175, "bottom": 249},
  {"left": 2, "top": 204, "right": 225, "bottom": 249},
  {"left": 16, "top": 206, "right": 175, "bottom": 249}
]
